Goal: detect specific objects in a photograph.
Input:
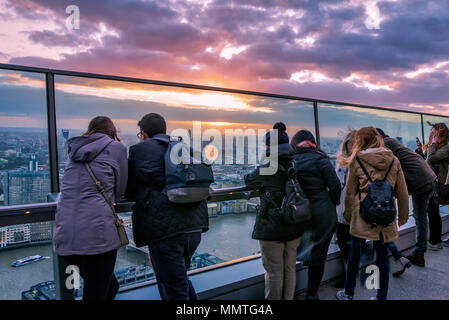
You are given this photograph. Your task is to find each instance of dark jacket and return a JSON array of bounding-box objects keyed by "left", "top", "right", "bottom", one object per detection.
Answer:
[
  {"left": 126, "top": 133, "right": 209, "bottom": 246},
  {"left": 244, "top": 144, "right": 304, "bottom": 242},
  {"left": 53, "top": 133, "right": 128, "bottom": 255},
  {"left": 293, "top": 147, "right": 340, "bottom": 265},
  {"left": 383, "top": 136, "right": 436, "bottom": 195},
  {"left": 426, "top": 143, "right": 449, "bottom": 184}
]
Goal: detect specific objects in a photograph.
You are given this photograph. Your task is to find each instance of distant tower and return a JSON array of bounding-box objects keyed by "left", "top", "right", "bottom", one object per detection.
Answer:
[
  {"left": 29, "top": 154, "right": 38, "bottom": 172},
  {"left": 62, "top": 129, "right": 69, "bottom": 142}
]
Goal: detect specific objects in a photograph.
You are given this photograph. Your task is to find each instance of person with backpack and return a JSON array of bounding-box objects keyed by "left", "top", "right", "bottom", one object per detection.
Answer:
[
  {"left": 53, "top": 116, "right": 128, "bottom": 300},
  {"left": 126, "top": 113, "right": 210, "bottom": 300},
  {"left": 422, "top": 123, "right": 449, "bottom": 250},
  {"left": 375, "top": 128, "right": 437, "bottom": 267},
  {"left": 244, "top": 122, "right": 304, "bottom": 300},
  {"left": 336, "top": 127, "right": 409, "bottom": 301},
  {"left": 291, "top": 130, "right": 341, "bottom": 300}
]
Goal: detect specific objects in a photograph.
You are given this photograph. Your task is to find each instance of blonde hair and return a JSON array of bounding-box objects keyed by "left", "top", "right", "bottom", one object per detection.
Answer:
[
  {"left": 337, "top": 128, "right": 356, "bottom": 167},
  {"left": 339, "top": 126, "right": 385, "bottom": 168}
]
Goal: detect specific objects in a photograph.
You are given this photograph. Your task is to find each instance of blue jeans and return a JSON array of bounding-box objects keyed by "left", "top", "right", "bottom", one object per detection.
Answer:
[
  {"left": 148, "top": 232, "right": 201, "bottom": 300},
  {"left": 385, "top": 242, "right": 402, "bottom": 260},
  {"left": 344, "top": 234, "right": 390, "bottom": 300},
  {"left": 412, "top": 182, "right": 435, "bottom": 252}
]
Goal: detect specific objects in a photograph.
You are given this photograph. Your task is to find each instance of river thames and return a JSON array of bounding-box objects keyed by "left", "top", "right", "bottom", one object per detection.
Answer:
[{"left": 0, "top": 212, "right": 259, "bottom": 300}]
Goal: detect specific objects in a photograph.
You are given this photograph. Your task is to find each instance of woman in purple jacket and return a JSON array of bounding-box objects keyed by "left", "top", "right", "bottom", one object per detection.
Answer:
[{"left": 53, "top": 116, "right": 128, "bottom": 300}]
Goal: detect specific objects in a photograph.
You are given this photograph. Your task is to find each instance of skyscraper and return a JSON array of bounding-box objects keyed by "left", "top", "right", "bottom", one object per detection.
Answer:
[{"left": 0, "top": 169, "right": 51, "bottom": 206}]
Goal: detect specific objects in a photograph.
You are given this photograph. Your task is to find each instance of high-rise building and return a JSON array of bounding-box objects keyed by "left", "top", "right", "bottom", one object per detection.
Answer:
[
  {"left": 30, "top": 222, "right": 52, "bottom": 242},
  {"left": 0, "top": 169, "right": 51, "bottom": 206},
  {"left": 29, "top": 154, "right": 38, "bottom": 172},
  {"left": 0, "top": 228, "right": 6, "bottom": 248},
  {"left": 5, "top": 224, "right": 30, "bottom": 245}
]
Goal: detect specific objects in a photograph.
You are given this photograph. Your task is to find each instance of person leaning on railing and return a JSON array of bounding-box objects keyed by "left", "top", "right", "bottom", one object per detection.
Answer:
[
  {"left": 375, "top": 128, "right": 437, "bottom": 268},
  {"left": 53, "top": 116, "right": 128, "bottom": 300},
  {"left": 125, "top": 113, "right": 209, "bottom": 301},
  {"left": 244, "top": 122, "right": 304, "bottom": 300}
]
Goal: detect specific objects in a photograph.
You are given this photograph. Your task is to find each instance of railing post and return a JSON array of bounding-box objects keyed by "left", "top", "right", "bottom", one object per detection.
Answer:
[
  {"left": 46, "top": 75, "right": 73, "bottom": 300},
  {"left": 45, "top": 73, "right": 59, "bottom": 194},
  {"left": 313, "top": 101, "right": 321, "bottom": 147},
  {"left": 421, "top": 113, "right": 426, "bottom": 144}
]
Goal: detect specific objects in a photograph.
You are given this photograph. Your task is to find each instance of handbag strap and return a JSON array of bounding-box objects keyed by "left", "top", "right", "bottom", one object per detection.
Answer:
[{"left": 84, "top": 162, "right": 120, "bottom": 223}]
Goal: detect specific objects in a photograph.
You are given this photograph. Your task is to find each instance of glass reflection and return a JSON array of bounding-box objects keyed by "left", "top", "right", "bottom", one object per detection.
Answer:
[{"left": 54, "top": 75, "right": 315, "bottom": 289}]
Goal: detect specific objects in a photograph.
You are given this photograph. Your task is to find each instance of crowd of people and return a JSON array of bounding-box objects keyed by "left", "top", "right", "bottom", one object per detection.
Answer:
[{"left": 53, "top": 114, "right": 449, "bottom": 301}]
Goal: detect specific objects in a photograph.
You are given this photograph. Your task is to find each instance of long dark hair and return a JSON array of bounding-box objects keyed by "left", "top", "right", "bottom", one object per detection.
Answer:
[
  {"left": 83, "top": 116, "right": 120, "bottom": 141},
  {"left": 423, "top": 122, "right": 449, "bottom": 152}
]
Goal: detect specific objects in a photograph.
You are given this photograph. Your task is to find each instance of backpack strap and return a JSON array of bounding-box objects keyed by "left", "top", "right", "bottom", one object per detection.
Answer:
[
  {"left": 382, "top": 159, "right": 395, "bottom": 182},
  {"left": 152, "top": 136, "right": 170, "bottom": 145},
  {"left": 355, "top": 156, "right": 373, "bottom": 183}
]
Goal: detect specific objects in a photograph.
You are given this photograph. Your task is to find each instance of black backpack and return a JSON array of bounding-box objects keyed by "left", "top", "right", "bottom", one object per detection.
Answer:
[
  {"left": 152, "top": 136, "right": 214, "bottom": 203},
  {"left": 265, "top": 163, "right": 312, "bottom": 225},
  {"left": 356, "top": 156, "right": 396, "bottom": 227}
]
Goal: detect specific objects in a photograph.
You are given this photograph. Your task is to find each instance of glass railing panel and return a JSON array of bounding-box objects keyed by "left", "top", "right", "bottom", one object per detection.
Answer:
[
  {"left": 0, "top": 70, "right": 51, "bottom": 207},
  {"left": 317, "top": 103, "right": 423, "bottom": 218},
  {"left": 54, "top": 75, "right": 315, "bottom": 186},
  {"left": 53, "top": 74, "right": 315, "bottom": 290},
  {"left": 0, "top": 220, "right": 54, "bottom": 300},
  {"left": 317, "top": 103, "right": 423, "bottom": 166},
  {"left": 0, "top": 69, "right": 54, "bottom": 299},
  {"left": 422, "top": 114, "right": 449, "bottom": 144}
]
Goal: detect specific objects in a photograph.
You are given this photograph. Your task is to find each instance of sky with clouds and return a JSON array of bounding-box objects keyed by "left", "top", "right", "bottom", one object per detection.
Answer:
[{"left": 0, "top": 0, "right": 448, "bottom": 135}]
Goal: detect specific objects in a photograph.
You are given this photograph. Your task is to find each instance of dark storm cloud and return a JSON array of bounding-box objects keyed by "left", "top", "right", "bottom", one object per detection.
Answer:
[{"left": 3, "top": 0, "right": 449, "bottom": 115}]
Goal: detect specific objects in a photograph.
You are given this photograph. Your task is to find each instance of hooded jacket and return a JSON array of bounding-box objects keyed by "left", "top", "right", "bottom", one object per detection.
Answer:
[
  {"left": 244, "top": 143, "right": 304, "bottom": 241},
  {"left": 53, "top": 133, "right": 128, "bottom": 256},
  {"left": 344, "top": 147, "right": 409, "bottom": 243}
]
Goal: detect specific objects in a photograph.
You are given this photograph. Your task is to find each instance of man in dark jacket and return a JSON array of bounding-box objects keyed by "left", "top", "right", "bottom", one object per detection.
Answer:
[
  {"left": 244, "top": 122, "right": 304, "bottom": 300},
  {"left": 126, "top": 113, "right": 209, "bottom": 300},
  {"left": 376, "top": 129, "right": 436, "bottom": 266}
]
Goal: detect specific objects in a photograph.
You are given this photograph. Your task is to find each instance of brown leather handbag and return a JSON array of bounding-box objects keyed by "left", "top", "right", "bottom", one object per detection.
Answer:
[{"left": 84, "top": 163, "right": 129, "bottom": 247}]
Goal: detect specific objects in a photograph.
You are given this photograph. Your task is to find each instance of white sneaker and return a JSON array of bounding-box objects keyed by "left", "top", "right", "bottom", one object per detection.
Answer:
[{"left": 336, "top": 290, "right": 353, "bottom": 300}]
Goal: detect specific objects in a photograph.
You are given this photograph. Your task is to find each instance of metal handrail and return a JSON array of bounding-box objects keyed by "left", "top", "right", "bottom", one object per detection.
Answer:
[
  {"left": 0, "top": 187, "right": 260, "bottom": 227},
  {"left": 1, "top": 63, "right": 449, "bottom": 118}
]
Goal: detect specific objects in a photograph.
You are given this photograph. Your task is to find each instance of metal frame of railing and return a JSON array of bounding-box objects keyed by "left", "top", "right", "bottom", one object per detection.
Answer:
[{"left": 1, "top": 62, "right": 449, "bottom": 299}]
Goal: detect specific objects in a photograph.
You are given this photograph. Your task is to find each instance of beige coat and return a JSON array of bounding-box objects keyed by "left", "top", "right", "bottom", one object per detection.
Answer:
[{"left": 343, "top": 147, "right": 409, "bottom": 243}]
